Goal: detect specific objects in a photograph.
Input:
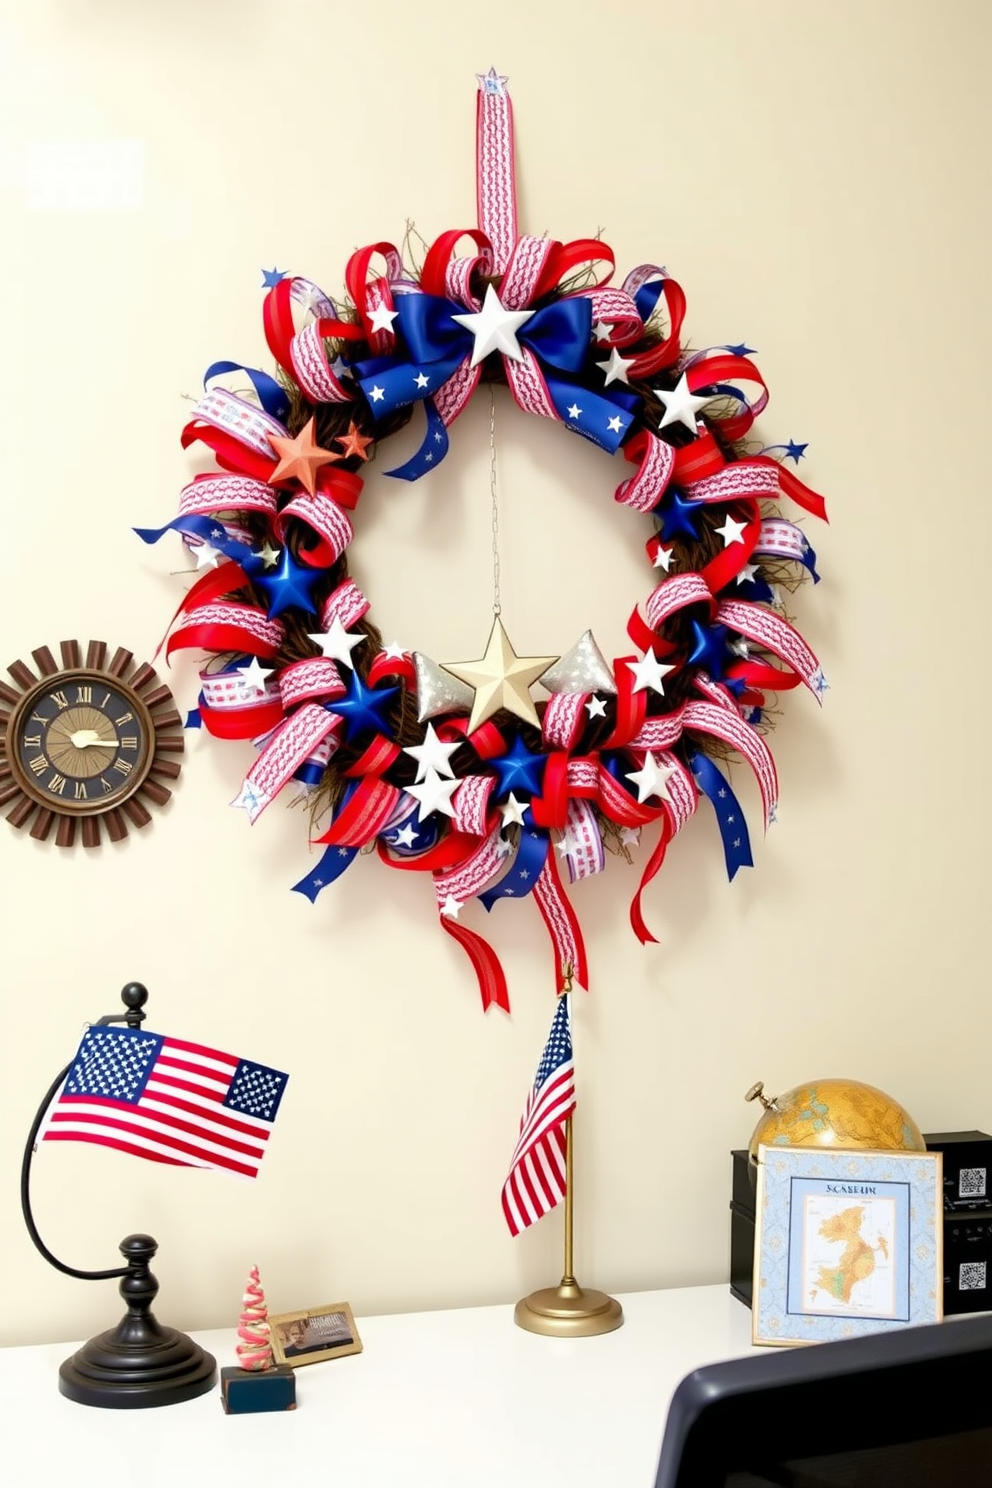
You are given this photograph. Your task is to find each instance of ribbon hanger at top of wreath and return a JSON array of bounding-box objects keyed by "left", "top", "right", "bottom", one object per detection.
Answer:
[{"left": 136, "top": 67, "right": 829, "bottom": 1016}]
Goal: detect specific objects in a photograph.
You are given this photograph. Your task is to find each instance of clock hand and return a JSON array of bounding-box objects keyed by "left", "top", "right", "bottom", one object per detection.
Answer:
[{"left": 69, "top": 728, "right": 117, "bottom": 748}]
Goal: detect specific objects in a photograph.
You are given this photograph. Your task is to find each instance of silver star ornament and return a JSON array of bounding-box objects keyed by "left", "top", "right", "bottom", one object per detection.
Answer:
[
  {"left": 414, "top": 652, "right": 476, "bottom": 722},
  {"left": 540, "top": 630, "right": 616, "bottom": 696}
]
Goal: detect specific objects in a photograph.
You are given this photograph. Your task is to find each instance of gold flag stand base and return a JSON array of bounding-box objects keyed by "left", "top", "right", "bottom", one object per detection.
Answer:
[
  {"left": 514, "top": 1277, "right": 623, "bottom": 1338},
  {"left": 512, "top": 988, "right": 624, "bottom": 1338}
]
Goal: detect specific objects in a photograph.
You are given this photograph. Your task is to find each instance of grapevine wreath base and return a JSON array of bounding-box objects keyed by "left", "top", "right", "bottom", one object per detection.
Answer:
[{"left": 138, "top": 72, "right": 828, "bottom": 1013}]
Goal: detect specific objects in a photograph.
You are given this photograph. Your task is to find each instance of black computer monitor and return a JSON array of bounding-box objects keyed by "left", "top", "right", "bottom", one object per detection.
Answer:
[{"left": 655, "top": 1314, "right": 992, "bottom": 1488}]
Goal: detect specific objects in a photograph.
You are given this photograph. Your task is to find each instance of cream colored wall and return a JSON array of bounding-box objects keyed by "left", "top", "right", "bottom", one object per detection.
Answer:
[{"left": 1, "top": 0, "right": 989, "bottom": 1349}]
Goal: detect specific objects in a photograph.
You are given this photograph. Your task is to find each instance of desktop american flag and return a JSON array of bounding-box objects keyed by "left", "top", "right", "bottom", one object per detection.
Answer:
[
  {"left": 42, "top": 1024, "right": 288, "bottom": 1180},
  {"left": 502, "top": 995, "right": 575, "bottom": 1236}
]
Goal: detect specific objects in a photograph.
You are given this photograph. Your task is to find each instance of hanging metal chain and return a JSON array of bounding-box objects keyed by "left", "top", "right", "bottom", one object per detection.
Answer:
[{"left": 489, "top": 385, "right": 501, "bottom": 617}]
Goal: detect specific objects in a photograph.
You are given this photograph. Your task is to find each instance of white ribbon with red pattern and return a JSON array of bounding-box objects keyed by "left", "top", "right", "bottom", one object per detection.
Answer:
[
  {"left": 179, "top": 474, "right": 278, "bottom": 520},
  {"left": 542, "top": 692, "right": 589, "bottom": 750},
  {"left": 290, "top": 320, "right": 355, "bottom": 405},
  {"left": 452, "top": 773, "right": 496, "bottom": 836},
  {"left": 236, "top": 702, "right": 342, "bottom": 825},
  {"left": 435, "top": 828, "right": 507, "bottom": 910},
  {"left": 715, "top": 598, "right": 822, "bottom": 697},
  {"left": 476, "top": 71, "right": 517, "bottom": 271},
  {"left": 273, "top": 492, "right": 353, "bottom": 562},
  {"left": 279, "top": 658, "right": 345, "bottom": 709},
  {"left": 192, "top": 388, "right": 286, "bottom": 458},
  {"left": 320, "top": 579, "right": 370, "bottom": 631},
  {"left": 645, "top": 572, "right": 714, "bottom": 630},
  {"left": 560, "top": 798, "right": 605, "bottom": 882}
]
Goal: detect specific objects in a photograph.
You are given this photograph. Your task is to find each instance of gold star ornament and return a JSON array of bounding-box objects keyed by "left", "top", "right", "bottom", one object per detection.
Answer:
[
  {"left": 267, "top": 417, "right": 340, "bottom": 494},
  {"left": 441, "top": 618, "right": 558, "bottom": 733}
]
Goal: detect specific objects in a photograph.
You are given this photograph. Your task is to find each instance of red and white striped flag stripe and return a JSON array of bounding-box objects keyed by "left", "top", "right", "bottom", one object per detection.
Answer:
[{"left": 502, "top": 996, "right": 575, "bottom": 1236}]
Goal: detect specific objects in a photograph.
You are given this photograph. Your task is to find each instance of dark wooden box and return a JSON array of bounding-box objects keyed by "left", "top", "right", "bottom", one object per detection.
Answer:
[
  {"left": 221, "top": 1364, "right": 297, "bottom": 1414},
  {"left": 730, "top": 1135, "right": 992, "bottom": 1316}
]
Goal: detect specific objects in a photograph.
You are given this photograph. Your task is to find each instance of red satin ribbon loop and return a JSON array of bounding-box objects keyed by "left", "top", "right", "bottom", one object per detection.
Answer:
[
  {"left": 672, "top": 431, "right": 726, "bottom": 485},
  {"left": 529, "top": 751, "right": 570, "bottom": 830},
  {"left": 181, "top": 422, "right": 276, "bottom": 484},
  {"left": 535, "top": 238, "right": 616, "bottom": 300},
  {"left": 166, "top": 620, "right": 281, "bottom": 664},
  {"left": 314, "top": 777, "right": 399, "bottom": 846},
  {"left": 630, "top": 817, "right": 674, "bottom": 945},
  {"left": 628, "top": 279, "right": 686, "bottom": 376},
  {"left": 422, "top": 229, "right": 493, "bottom": 300},
  {"left": 603, "top": 657, "right": 647, "bottom": 749},
  {"left": 439, "top": 915, "right": 510, "bottom": 1014},
  {"left": 343, "top": 735, "right": 402, "bottom": 779},
  {"left": 700, "top": 501, "right": 761, "bottom": 594},
  {"left": 262, "top": 279, "right": 298, "bottom": 375},
  {"left": 199, "top": 699, "right": 285, "bottom": 740},
  {"left": 367, "top": 652, "right": 416, "bottom": 688}
]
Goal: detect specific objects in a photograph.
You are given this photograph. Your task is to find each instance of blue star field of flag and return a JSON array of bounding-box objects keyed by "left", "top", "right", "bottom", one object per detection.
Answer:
[
  {"left": 66, "top": 1027, "right": 163, "bottom": 1103},
  {"left": 533, "top": 996, "right": 572, "bottom": 1092},
  {"left": 224, "top": 1062, "right": 288, "bottom": 1122}
]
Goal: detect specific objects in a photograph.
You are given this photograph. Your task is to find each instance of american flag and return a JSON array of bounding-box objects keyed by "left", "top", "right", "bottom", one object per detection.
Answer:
[
  {"left": 502, "top": 995, "right": 575, "bottom": 1236},
  {"left": 42, "top": 1024, "right": 288, "bottom": 1180}
]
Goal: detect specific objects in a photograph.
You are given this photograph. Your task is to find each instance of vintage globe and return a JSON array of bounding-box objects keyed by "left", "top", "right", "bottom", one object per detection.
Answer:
[{"left": 745, "top": 1078, "right": 926, "bottom": 1166}]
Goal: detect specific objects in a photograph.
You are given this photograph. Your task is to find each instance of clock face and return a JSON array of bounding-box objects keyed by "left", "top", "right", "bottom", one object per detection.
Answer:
[
  {"left": 10, "top": 670, "right": 154, "bottom": 813},
  {"left": 0, "top": 640, "right": 184, "bottom": 846}
]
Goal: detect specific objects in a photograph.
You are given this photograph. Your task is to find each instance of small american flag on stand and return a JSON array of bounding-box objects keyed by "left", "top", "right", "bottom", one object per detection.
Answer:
[
  {"left": 42, "top": 1024, "right": 288, "bottom": 1180},
  {"left": 502, "top": 994, "right": 575, "bottom": 1236}
]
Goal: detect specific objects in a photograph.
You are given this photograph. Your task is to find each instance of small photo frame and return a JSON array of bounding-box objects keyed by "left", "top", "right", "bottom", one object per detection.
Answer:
[
  {"left": 753, "top": 1144, "right": 943, "bottom": 1347},
  {"left": 269, "top": 1303, "right": 363, "bottom": 1367}
]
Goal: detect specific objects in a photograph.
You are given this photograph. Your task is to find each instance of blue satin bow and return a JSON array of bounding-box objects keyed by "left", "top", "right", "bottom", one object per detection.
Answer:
[{"left": 353, "top": 291, "right": 640, "bottom": 479}]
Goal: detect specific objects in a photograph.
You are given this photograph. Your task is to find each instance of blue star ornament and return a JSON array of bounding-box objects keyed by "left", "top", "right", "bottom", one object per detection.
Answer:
[
  {"left": 762, "top": 438, "right": 809, "bottom": 464},
  {"left": 254, "top": 547, "right": 324, "bottom": 618},
  {"left": 658, "top": 488, "right": 703, "bottom": 542},
  {"left": 491, "top": 734, "right": 547, "bottom": 800},
  {"left": 261, "top": 267, "right": 288, "bottom": 288},
  {"left": 688, "top": 621, "right": 732, "bottom": 679},
  {"left": 331, "top": 671, "right": 399, "bottom": 738},
  {"left": 725, "top": 342, "right": 757, "bottom": 359}
]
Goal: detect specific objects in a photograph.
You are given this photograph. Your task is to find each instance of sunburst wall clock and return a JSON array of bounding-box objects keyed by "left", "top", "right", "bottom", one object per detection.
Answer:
[{"left": 0, "top": 640, "right": 184, "bottom": 847}]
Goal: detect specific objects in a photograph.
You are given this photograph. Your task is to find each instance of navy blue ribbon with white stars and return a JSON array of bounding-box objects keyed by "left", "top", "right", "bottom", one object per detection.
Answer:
[
  {"left": 479, "top": 819, "right": 550, "bottom": 909},
  {"left": 690, "top": 751, "right": 754, "bottom": 881}
]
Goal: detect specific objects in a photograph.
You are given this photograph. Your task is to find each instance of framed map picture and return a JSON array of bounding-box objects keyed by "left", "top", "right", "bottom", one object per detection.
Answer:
[{"left": 752, "top": 1144, "right": 943, "bottom": 1347}]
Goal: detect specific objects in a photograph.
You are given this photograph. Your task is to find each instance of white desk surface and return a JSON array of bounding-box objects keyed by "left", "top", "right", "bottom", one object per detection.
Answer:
[{"left": 0, "top": 1283, "right": 759, "bottom": 1488}]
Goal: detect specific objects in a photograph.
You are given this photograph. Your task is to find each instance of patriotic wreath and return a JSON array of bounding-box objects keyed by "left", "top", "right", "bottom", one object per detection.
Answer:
[{"left": 138, "top": 72, "right": 828, "bottom": 1013}]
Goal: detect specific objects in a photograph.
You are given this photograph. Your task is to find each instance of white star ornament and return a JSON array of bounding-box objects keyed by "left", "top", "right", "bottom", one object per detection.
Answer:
[
  {"left": 596, "top": 347, "right": 634, "bottom": 387},
  {"left": 406, "top": 768, "right": 460, "bottom": 822},
  {"left": 367, "top": 304, "right": 398, "bottom": 335},
  {"left": 653, "top": 372, "right": 713, "bottom": 435},
  {"left": 451, "top": 285, "right": 532, "bottom": 367},
  {"left": 499, "top": 793, "right": 528, "bottom": 828},
  {"left": 627, "top": 651, "right": 675, "bottom": 696},
  {"left": 307, "top": 616, "right": 366, "bottom": 668},
  {"left": 403, "top": 723, "right": 460, "bottom": 783},
  {"left": 714, "top": 513, "right": 747, "bottom": 546},
  {"left": 236, "top": 657, "right": 274, "bottom": 696},
  {"left": 626, "top": 753, "right": 676, "bottom": 805}
]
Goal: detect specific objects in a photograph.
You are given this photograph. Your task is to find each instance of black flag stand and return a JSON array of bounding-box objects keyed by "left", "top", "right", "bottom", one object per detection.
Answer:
[{"left": 20, "top": 982, "right": 217, "bottom": 1408}]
